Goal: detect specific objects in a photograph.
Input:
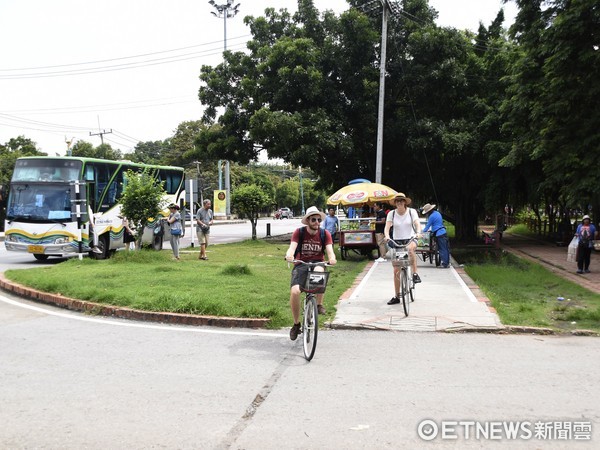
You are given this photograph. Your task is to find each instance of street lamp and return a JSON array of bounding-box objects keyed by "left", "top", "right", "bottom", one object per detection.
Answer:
[
  {"left": 193, "top": 161, "right": 202, "bottom": 205},
  {"left": 208, "top": 1, "right": 240, "bottom": 219},
  {"left": 208, "top": 0, "right": 241, "bottom": 53}
]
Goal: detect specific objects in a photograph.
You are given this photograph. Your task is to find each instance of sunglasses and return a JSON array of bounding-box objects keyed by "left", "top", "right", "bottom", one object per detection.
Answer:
[{"left": 309, "top": 217, "right": 322, "bottom": 223}]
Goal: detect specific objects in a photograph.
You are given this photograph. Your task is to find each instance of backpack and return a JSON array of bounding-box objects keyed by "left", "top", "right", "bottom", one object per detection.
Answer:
[
  {"left": 294, "top": 227, "right": 326, "bottom": 258},
  {"left": 579, "top": 227, "right": 591, "bottom": 247}
]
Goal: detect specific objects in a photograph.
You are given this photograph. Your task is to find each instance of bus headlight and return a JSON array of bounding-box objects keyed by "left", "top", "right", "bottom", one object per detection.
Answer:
[
  {"left": 6, "top": 235, "right": 18, "bottom": 242},
  {"left": 54, "top": 237, "right": 71, "bottom": 244}
]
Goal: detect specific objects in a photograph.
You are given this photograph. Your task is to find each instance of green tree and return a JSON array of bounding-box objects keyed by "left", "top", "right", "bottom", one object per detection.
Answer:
[
  {"left": 198, "top": 2, "right": 380, "bottom": 183},
  {"left": 231, "top": 184, "right": 271, "bottom": 240},
  {"left": 71, "top": 141, "right": 122, "bottom": 160},
  {"left": 120, "top": 170, "right": 166, "bottom": 249},
  {"left": 129, "top": 140, "right": 168, "bottom": 165},
  {"left": 275, "top": 178, "right": 300, "bottom": 210},
  {"left": 500, "top": 0, "right": 600, "bottom": 226}
]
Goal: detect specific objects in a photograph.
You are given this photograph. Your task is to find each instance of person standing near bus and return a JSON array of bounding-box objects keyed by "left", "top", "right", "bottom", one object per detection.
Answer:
[
  {"left": 167, "top": 204, "right": 182, "bottom": 260},
  {"left": 196, "top": 199, "right": 214, "bottom": 260}
]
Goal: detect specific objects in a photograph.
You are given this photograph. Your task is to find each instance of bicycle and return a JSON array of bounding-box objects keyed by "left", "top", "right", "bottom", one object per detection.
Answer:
[
  {"left": 429, "top": 232, "right": 441, "bottom": 267},
  {"left": 388, "top": 240, "right": 416, "bottom": 317},
  {"left": 290, "top": 260, "right": 331, "bottom": 361}
]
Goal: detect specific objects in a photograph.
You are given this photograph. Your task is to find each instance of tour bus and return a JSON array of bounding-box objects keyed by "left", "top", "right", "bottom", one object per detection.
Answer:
[{"left": 3, "top": 156, "right": 185, "bottom": 260}]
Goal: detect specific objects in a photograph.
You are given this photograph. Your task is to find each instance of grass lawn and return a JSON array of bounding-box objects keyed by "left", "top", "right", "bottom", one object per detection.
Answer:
[
  {"left": 458, "top": 249, "right": 600, "bottom": 332},
  {"left": 5, "top": 239, "right": 368, "bottom": 329}
]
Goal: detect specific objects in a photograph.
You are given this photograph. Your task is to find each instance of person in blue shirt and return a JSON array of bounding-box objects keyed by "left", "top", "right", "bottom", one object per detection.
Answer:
[
  {"left": 422, "top": 203, "right": 450, "bottom": 268},
  {"left": 322, "top": 207, "right": 340, "bottom": 242}
]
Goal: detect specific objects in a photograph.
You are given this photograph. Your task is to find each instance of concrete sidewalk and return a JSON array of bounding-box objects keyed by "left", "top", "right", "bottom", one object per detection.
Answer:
[{"left": 331, "top": 258, "right": 503, "bottom": 332}]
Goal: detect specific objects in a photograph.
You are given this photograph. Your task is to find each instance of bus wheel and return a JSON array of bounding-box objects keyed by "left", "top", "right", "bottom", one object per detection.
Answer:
[
  {"left": 91, "top": 235, "right": 109, "bottom": 260},
  {"left": 152, "top": 234, "right": 163, "bottom": 251},
  {"left": 33, "top": 254, "right": 49, "bottom": 261}
]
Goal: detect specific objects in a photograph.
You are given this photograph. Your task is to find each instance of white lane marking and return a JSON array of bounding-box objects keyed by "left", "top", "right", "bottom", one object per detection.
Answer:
[
  {"left": 450, "top": 267, "right": 478, "bottom": 303},
  {"left": 0, "top": 294, "right": 288, "bottom": 338},
  {"left": 349, "top": 262, "right": 378, "bottom": 300}
]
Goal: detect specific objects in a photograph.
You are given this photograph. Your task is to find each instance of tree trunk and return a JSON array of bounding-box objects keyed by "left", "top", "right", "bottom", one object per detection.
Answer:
[
  {"left": 251, "top": 217, "right": 258, "bottom": 240},
  {"left": 453, "top": 196, "right": 480, "bottom": 242}
]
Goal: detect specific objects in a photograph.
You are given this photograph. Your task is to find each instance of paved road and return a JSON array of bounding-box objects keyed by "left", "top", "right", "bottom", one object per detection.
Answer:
[{"left": 1, "top": 295, "right": 599, "bottom": 448}]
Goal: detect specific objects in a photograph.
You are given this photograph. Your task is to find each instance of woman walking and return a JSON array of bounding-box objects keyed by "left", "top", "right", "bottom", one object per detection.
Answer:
[{"left": 576, "top": 215, "right": 596, "bottom": 274}]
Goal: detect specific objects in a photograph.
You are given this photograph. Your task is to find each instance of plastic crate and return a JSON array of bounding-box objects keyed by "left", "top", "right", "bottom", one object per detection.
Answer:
[{"left": 304, "top": 271, "right": 330, "bottom": 294}]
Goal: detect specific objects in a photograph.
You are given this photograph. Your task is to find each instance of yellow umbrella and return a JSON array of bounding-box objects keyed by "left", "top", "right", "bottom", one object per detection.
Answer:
[{"left": 327, "top": 182, "right": 398, "bottom": 206}]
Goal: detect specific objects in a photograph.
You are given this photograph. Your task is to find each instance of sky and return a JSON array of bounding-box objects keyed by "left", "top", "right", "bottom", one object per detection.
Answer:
[{"left": 0, "top": 0, "right": 517, "bottom": 157}]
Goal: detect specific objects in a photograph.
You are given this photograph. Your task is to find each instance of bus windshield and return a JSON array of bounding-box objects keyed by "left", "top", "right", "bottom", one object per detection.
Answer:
[
  {"left": 12, "top": 159, "right": 82, "bottom": 182},
  {"left": 6, "top": 183, "right": 73, "bottom": 222}
]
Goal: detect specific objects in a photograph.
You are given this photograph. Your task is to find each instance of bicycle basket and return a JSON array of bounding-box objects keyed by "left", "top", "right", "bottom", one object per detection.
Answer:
[
  {"left": 391, "top": 250, "right": 410, "bottom": 267},
  {"left": 303, "top": 271, "right": 330, "bottom": 294}
]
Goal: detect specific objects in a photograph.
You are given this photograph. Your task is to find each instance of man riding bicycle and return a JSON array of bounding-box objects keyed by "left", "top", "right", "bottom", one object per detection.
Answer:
[
  {"left": 285, "top": 206, "right": 337, "bottom": 340},
  {"left": 384, "top": 193, "right": 422, "bottom": 305}
]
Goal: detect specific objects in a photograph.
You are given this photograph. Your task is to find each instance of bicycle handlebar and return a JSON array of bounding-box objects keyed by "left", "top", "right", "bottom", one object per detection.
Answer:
[{"left": 289, "top": 260, "right": 331, "bottom": 267}]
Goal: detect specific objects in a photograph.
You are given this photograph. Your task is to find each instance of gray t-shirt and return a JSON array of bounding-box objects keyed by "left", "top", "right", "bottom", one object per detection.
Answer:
[{"left": 196, "top": 208, "right": 213, "bottom": 234}]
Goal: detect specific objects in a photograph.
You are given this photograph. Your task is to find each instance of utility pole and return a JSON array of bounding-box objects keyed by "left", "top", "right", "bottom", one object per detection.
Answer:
[
  {"left": 375, "top": 1, "right": 389, "bottom": 184},
  {"left": 299, "top": 166, "right": 305, "bottom": 216},
  {"left": 89, "top": 129, "right": 112, "bottom": 145}
]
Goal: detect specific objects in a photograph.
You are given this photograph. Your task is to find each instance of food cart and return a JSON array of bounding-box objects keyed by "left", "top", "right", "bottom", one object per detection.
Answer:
[
  {"left": 338, "top": 218, "right": 378, "bottom": 260},
  {"left": 415, "top": 231, "right": 440, "bottom": 266}
]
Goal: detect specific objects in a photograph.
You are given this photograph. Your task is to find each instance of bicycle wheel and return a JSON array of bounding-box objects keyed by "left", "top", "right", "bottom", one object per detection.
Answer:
[
  {"left": 429, "top": 237, "right": 438, "bottom": 265},
  {"left": 401, "top": 268, "right": 409, "bottom": 317},
  {"left": 409, "top": 273, "right": 415, "bottom": 303},
  {"left": 302, "top": 294, "right": 319, "bottom": 361}
]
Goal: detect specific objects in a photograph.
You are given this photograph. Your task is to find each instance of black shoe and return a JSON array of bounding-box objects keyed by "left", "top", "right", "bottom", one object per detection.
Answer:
[
  {"left": 387, "top": 297, "right": 400, "bottom": 305},
  {"left": 289, "top": 322, "right": 301, "bottom": 341},
  {"left": 413, "top": 273, "right": 422, "bottom": 283}
]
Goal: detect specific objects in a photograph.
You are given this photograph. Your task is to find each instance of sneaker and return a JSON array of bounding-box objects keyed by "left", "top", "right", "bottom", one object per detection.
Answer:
[
  {"left": 387, "top": 297, "right": 400, "bottom": 305},
  {"left": 584, "top": 269, "right": 591, "bottom": 274},
  {"left": 92, "top": 246, "right": 102, "bottom": 254},
  {"left": 375, "top": 257, "right": 386, "bottom": 262},
  {"left": 413, "top": 273, "right": 422, "bottom": 283},
  {"left": 576, "top": 270, "right": 584, "bottom": 274},
  {"left": 438, "top": 264, "right": 449, "bottom": 269},
  {"left": 317, "top": 304, "right": 327, "bottom": 315},
  {"left": 289, "top": 322, "right": 302, "bottom": 341}
]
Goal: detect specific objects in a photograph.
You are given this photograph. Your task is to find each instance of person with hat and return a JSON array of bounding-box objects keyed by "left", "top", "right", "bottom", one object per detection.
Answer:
[
  {"left": 575, "top": 215, "right": 596, "bottom": 274},
  {"left": 285, "top": 206, "right": 337, "bottom": 341},
  {"left": 166, "top": 203, "right": 182, "bottom": 260},
  {"left": 383, "top": 193, "right": 422, "bottom": 305},
  {"left": 421, "top": 203, "right": 450, "bottom": 268}
]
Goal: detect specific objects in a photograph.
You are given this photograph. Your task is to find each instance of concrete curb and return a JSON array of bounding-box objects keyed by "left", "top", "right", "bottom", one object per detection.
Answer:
[{"left": 0, "top": 274, "right": 269, "bottom": 329}]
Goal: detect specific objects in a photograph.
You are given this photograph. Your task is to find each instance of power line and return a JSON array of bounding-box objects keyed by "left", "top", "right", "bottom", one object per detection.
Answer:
[
  {"left": 0, "top": 35, "right": 251, "bottom": 72},
  {"left": 0, "top": 42, "right": 248, "bottom": 80}
]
